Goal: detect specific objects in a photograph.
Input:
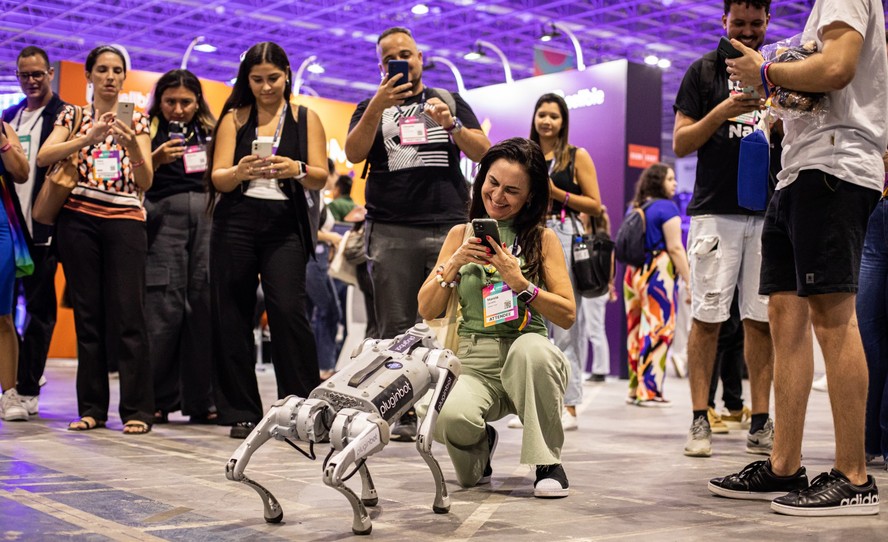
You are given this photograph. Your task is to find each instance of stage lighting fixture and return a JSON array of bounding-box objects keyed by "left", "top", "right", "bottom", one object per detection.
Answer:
[
  {"left": 428, "top": 56, "right": 467, "bottom": 93},
  {"left": 464, "top": 40, "right": 513, "bottom": 83},
  {"left": 540, "top": 23, "right": 586, "bottom": 71},
  {"left": 411, "top": 3, "right": 429, "bottom": 15}
]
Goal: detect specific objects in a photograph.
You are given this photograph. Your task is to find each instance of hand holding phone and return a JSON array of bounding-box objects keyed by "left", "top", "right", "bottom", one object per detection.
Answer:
[
  {"left": 472, "top": 218, "right": 502, "bottom": 253},
  {"left": 168, "top": 121, "right": 186, "bottom": 140},
  {"left": 252, "top": 138, "right": 273, "bottom": 158},
  {"left": 718, "top": 36, "right": 743, "bottom": 59}
]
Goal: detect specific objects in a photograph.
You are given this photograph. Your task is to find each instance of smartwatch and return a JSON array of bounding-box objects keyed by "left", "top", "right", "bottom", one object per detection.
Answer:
[
  {"left": 444, "top": 117, "right": 463, "bottom": 135},
  {"left": 517, "top": 283, "right": 538, "bottom": 304},
  {"left": 294, "top": 160, "right": 307, "bottom": 180}
]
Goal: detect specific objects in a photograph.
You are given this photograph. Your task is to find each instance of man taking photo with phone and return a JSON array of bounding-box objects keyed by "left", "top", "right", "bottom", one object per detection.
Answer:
[
  {"left": 345, "top": 26, "right": 490, "bottom": 441},
  {"left": 1, "top": 46, "right": 68, "bottom": 421}
]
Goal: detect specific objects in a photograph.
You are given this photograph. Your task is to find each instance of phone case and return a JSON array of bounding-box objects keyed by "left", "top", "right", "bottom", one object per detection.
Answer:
[
  {"left": 116, "top": 103, "right": 134, "bottom": 125},
  {"left": 718, "top": 36, "right": 743, "bottom": 59},
  {"left": 472, "top": 219, "right": 501, "bottom": 251},
  {"left": 252, "top": 141, "right": 273, "bottom": 158}
]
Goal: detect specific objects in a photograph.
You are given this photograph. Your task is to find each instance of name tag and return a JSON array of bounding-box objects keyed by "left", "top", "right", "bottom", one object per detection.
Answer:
[
  {"left": 92, "top": 149, "right": 121, "bottom": 181},
  {"left": 19, "top": 135, "right": 31, "bottom": 161},
  {"left": 183, "top": 145, "right": 208, "bottom": 174},
  {"left": 399, "top": 116, "right": 428, "bottom": 145},
  {"left": 482, "top": 282, "right": 518, "bottom": 327}
]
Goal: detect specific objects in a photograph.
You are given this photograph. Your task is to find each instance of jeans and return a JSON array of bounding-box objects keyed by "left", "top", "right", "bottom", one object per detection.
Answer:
[
  {"left": 860, "top": 198, "right": 888, "bottom": 460},
  {"left": 583, "top": 294, "right": 610, "bottom": 376},
  {"left": 306, "top": 243, "right": 341, "bottom": 371}
]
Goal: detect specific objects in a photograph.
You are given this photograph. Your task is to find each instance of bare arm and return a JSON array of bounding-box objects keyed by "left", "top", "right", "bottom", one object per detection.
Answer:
[
  {"left": 450, "top": 128, "right": 490, "bottom": 163},
  {"left": 727, "top": 22, "right": 863, "bottom": 93},
  {"left": 131, "top": 133, "right": 153, "bottom": 190},
  {"left": 300, "top": 108, "right": 328, "bottom": 191},
  {"left": 549, "top": 147, "right": 601, "bottom": 215},
  {"left": 37, "top": 110, "right": 113, "bottom": 167},
  {"left": 662, "top": 216, "right": 690, "bottom": 285},
  {"left": 210, "top": 110, "right": 262, "bottom": 193},
  {"left": 1, "top": 123, "right": 29, "bottom": 183},
  {"left": 534, "top": 229, "right": 577, "bottom": 329},
  {"left": 673, "top": 94, "right": 764, "bottom": 157},
  {"left": 344, "top": 74, "right": 412, "bottom": 163},
  {"left": 418, "top": 224, "right": 488, "bottom": 320}
]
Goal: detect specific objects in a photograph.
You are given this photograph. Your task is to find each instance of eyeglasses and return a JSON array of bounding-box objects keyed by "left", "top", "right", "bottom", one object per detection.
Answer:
[{"left": 15, "top": 70, "right": 49, "bottom": 82}]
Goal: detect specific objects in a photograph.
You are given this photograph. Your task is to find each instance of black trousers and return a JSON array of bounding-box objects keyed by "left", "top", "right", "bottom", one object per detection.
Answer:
[
  {"left": 708, "top": 290, "right": 745, "bottom": 411},
  {"left": 144, "top": 192, "right": 214, "bottom": 416},
  {"left": 211, "top": 196, "right": 319, "bottom": 425},
  {"left": 56, "top": 210, "right": 154, "bottom": 424},
  {"left": 16, "top": 243, "right": 58, "bottom": 396}
]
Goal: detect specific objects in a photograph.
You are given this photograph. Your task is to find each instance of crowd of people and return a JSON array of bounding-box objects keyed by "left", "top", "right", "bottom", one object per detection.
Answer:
[{"left": 0, "top": 0, "right": 886, "bottom": 516}]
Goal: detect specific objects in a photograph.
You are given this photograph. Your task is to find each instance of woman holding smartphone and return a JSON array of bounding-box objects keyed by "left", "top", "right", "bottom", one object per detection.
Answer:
[
  {"left": 529, "top": 93, "right": 602, "bottom": 431},
  {"left": 418, "top": 138, "right": 575, "bottom": 498},
  {"left": 145, "top": 69, "right": 217, "bottom": 424},
  {"left": 207, "top": 42, "right": 328, "bottom": 439},
  {"left": 37, "top": 45, "right": 154, "bottom": 434}
]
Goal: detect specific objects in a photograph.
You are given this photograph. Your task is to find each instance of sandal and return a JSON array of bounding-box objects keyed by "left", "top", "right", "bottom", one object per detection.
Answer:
[
  {"left": 153, "top": 410, "right": 169, "bottom": 424},
  {"left": 189, "top": 410, "right": 219, "bottom": 425},
  {"left": 123, "top": 420, "right": 152, "bottom": 435},
  {"left": 67, "top": 416, "right": 106, "bottom": 431}
]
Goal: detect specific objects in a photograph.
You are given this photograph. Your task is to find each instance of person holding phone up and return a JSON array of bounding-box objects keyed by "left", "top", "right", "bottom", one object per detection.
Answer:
[
  {"left": 418, "top": 138, "right": 575, "bottom": 498},
  {"left": 345, "top": 26, "right": 490, "bottom": 442},
  {"left": 144, "top": 69, "right": 217, "bottom": 425},
  {"left": 37, "top": 45, "right": 154, "bottom": 435},
  {"left": 207, "top": 42, "right": 328, "bottom": 439}
]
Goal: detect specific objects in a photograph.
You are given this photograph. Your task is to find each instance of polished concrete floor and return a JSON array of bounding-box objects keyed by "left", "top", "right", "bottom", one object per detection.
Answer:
[{"left": 1, "top": 360, "right": 886, "bottom": 541}]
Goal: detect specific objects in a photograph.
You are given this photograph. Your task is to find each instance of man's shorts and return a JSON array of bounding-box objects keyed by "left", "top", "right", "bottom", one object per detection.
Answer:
[
  {"left": 760, "top": 170, "right": 880, "bottom": 297},
  {"left": 688, "top": 214, "right": 769, "bottom": 323}
]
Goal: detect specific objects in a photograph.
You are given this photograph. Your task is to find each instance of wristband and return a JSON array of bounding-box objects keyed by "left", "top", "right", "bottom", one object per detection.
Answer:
[
  {"left": 131, "top": 158, "right": 145, "bottom": 169},
  {"left": 434, "top": 265, "right": 460, "bottom": 288},
  {"left": 444, "top": 117, "right": 463, "bottom": 135},
  {"left": 560, "top": 193, "right": 570, "bottom": 224},
  {"left": 760, "top": 61, "right": 773, "bottom": 100},
  {"left": 0, "top": 143, "right": 10, "bottom": 154}
]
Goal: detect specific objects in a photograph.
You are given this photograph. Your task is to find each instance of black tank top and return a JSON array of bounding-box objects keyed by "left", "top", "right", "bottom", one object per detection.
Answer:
[{"left": 549, "top": 147, "right": 580, "bottom": 215}]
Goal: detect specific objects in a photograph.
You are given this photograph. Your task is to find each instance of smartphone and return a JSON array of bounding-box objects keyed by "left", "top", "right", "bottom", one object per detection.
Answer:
[
  {"left": 718, "top": 36, "right": 743, "bottom": 59},
  {"left": 740, "top": 86, "right": 761, "bottom": 100},
  {"left": 387, "top": 60, "right": 409, "bottom": 85},
  {"left": 116, "top": 101, "right": 134, "bottom": 126},
  {"left": 472, "top": 219, "right": 502, "bottom": 253},
  {"left": 252, "top": 139, "right": 273, "bottom": 158},
  {"left": 168, "top": 121, "right": 186, "bottom": 140}
]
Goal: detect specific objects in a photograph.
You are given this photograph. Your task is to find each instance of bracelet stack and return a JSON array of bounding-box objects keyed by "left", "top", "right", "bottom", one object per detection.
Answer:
[
  {"left": 435, "top": 265, "right": 460, "bottom": 288},
  {"left": 760, "top": 61, "right": 774, "bottom": 100},
  {"left": 131, "top": 158, "right": 145, "bottom": 169},
  {"left": 0, "top": 142, "right": 11, "bottom": 154}
]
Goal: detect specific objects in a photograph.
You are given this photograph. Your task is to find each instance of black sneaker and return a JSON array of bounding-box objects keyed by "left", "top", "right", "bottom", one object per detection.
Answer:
[
  {"left": 771, "top": 469, "right": 879, "bottom": 517},
  {"left": 534, "top": 464, "right": 569, "bottom": 498},
  {"left": 478, "top": 424, "right": 498, "bottom": 485},
  {"left": 229, "top": 421, "right": 256, "bottom": 439},
  {"left": 390, "top": 409, "right": 417, "bottom": 442},
  {"left": 708, "top": 460, "right": 808, "bottom": 501}
]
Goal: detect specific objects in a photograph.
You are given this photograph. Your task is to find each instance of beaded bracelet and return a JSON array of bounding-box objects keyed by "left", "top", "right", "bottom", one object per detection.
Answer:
[
  {"left": 0, "top": 142, "right": 11, "bottom": 154},
  {"left": 435, "top": 265, "right": 460, "bottom": 288},
  {"left": 131, "top": 158, "right": 146, "bottom": 169},
  {"left": 759, "top": 61, "right": 774, "bottom": 100}
]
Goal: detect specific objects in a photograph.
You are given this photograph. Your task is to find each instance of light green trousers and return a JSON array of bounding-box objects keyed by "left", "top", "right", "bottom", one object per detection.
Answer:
[{"left": 433, "top": 333, "right": 570, "bottom": 488}]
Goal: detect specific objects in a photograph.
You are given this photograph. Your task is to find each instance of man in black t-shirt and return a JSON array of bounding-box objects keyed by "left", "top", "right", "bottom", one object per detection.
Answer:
[
  {"left": 673, "top": 0, "right": 775, "bottom": 459},
  {"left": 345, "top": 26, "right": 490, "bottom": 440}
]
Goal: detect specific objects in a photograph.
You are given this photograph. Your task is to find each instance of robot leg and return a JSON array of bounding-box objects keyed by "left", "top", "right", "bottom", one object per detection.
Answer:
[{"left": 323, "top": 408, "right": 389, "bottom": 535}]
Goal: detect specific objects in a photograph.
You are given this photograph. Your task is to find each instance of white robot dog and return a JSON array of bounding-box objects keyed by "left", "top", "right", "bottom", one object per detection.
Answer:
[{"left": 225, "top": 323, "right": 461, "bottom": 535}]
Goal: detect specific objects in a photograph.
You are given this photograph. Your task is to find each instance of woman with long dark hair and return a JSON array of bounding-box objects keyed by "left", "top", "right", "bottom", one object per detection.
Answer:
[
  {"left": 418, "top": 137, "right": 575, "bottom": 498},
  {"left": 37, "top": 45, "right": 154, "bottom": 434},
  {"left": 206, "top": 42, "right": 328, "bottom": 439},
  {"left": 145, "top": 69, "right": 217, "bottom": 424},
  {"left": 528, "top": 93, "right": 602, "bottom": 431},
  {"left": 623, "top": 163, "right": 690, "bottom": 406}
]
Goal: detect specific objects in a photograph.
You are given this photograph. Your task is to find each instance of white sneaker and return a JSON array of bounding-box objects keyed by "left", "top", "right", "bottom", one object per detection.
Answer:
[
  {"left": 561, "top": 410, "right": 578, "bottom": 431},
  {"left": 812, "top": 375, "right": 828, "bottom": 392},
  {"left": 1, "top": 389, "right": 29, "bottom": 422},
  {"left": 684, "top": 416, "right": 712, "bottom": 457},
  {"left": 19, "top": 394, "right": 38, "bottom": 415},
  {"left": 507, "top": 416, "right": 523, "bottom": 429}
]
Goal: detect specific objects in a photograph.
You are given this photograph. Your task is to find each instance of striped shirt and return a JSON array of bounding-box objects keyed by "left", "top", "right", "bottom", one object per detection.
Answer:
[{"left": 56, "top": 104, "right": 150, "bottom": 221}]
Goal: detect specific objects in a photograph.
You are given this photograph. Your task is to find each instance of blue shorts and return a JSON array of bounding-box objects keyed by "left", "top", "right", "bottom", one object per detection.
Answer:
[{"left": 0, "top": 202, "right": 15, "bottom": 315}]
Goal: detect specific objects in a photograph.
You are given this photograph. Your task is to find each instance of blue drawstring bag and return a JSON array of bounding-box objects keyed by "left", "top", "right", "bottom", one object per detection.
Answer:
[{"left": 737, "top": 118, "right": 770, "bottom": 212}]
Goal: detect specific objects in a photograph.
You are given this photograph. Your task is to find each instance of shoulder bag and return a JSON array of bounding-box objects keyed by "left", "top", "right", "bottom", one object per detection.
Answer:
[
  {"left": 32, "top": 105, "right": 83, "bottom": 226},
  {"left": 569, "top": 212, "right": 614, "bottom": 298}
]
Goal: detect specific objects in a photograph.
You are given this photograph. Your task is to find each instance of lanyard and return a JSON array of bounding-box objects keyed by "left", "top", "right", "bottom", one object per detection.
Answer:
[
  {"left": 15, "top": 107, "right": 43, "bottom": 135},
  {"left": 395, "top": 90, "right": 426, "bottom": 117},
  {"left": 255, "top": 102, "right": 288, "bottom": 156}
]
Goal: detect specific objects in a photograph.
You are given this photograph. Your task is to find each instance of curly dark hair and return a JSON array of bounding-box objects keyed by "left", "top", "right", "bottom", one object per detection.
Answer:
[
  {"left": 469, "top": 137, "right": 549, "bottom": 282},
  {"left": 724, "top": 0, "right": 771, "bottom": 14}
]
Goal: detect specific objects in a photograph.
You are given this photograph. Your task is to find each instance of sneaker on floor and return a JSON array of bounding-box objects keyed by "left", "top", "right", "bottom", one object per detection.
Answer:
[
  {"left": 721, "top": 405, "right": 751, "bottom": 430},
  {"left": 684, "top": 416, "right": 712, "bottom": 457},
  {"left": 391, "top": 409, "right": 418, "bottom": 442},
  {"left": 636, "top": 397, "right": 672, "bottom": 408},
  {"left": 534, "top": 464, "right": 569, "bottom": 498},
  {"left": 38, "top": 375, "right": 47, "bottom": 387},
  {"left": 708, "top": 459, "right": 808, "bottom": 501},
  {"left": 478, "top": 424, "right": 498, "bottom": 485},
  {"left": 586, "top": 374, "right": 606, "bottom": 383},
  {"left": 669, "top": 353, "right": 687, "bottom": 378},
  {"left": 507, "top": 416, "right": 523, "bottom": 429},
  {"left": 561, "top": 409, "right": 578, "bottom": 431},
  {"left": 708, "top": 407, "right": 730, "bottom": 434},
  {"left": 812, "top": 374, "right": 828, "bottom": 392},
  {"left": 866, "top": 454, "right": 887, "bottom": 469},
  {"left": 1, "top": 389, "right": 29, "bottom": 422},
  {"left": 746, "top": 418, "right": 774, "bottom": 455},
  {"left": 19, "top": 394, "right": 38, "bottom": 416},
  {"left": 771, "top": 469, "right": 879, "bottom": 516}
]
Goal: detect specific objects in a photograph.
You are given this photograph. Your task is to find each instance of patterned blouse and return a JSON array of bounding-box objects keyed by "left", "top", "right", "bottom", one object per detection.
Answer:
[{"left": 55, "top": 104, "right": 150, "bottom": 221}]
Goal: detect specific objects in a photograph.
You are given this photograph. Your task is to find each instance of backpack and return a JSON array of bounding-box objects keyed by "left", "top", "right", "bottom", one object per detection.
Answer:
[{"left": 614, "top": 199, "right": 658, "bottom": 267}]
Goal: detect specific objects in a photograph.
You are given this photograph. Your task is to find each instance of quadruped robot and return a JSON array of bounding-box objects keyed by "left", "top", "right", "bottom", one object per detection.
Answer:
[{"left": 225, "top": 323, "right": 461, "bottom": 535}]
